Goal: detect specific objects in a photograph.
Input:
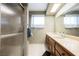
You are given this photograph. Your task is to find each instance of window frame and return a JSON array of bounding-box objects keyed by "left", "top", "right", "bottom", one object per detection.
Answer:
[
  {"left": 64, "top": 15, "right": 79, "bottom": 28},
  {"left": 31, "top": 14, "right": 45, "bottom": 28}
]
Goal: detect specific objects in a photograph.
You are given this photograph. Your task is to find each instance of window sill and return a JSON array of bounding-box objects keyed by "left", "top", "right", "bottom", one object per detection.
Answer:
[{"left": 31, "top": 26, "right": 45, "bottom": 29}]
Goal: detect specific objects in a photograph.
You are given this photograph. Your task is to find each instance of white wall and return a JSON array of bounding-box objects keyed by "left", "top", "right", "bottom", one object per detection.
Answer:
[{"left": 28, "top": 16, "right": 55, "bottom": 43}]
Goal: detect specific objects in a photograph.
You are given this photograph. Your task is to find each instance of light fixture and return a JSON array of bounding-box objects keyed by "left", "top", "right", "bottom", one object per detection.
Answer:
[
  {"left": 50, "top": 3, "right": 62, "bottom": 13},
  {"left": 1, "top": 4, "right": 15, "bottom": 15}
]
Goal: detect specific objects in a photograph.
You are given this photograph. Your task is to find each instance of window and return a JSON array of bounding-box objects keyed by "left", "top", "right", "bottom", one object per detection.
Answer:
[
  {"left": 31, "top": 15, "right": 45, "bottom": 28},
  {"left": 64, "top": 16, "right": 76, "bottom": 25},
  {"left": 64, "top": 15, "right": 79, "bottom": 28}
]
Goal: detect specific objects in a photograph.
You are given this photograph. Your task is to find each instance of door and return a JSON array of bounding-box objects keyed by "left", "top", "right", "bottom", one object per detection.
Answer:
[{"left": 0, "top": 3, "right": 24, "bottom": 56}]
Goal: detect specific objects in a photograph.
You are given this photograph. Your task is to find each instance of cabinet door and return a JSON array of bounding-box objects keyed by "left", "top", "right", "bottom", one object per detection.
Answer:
[
  {"left": 49, "top": 38, "right": 55, "bottom": 55},
  {"left": 45, "top": 35, "right": 51, "bottom": 52},
  {"left": 54, "top": 49, "right": 60, "bottom": 56},
  {"left": 48, "top": 37, "right": 52, "bottom": 52},
  {"left": 55, "top": 43, "right": 72, "bottom": 56},
  {"left": 45, "top": 35, "right": 55, "bottom": 55}
]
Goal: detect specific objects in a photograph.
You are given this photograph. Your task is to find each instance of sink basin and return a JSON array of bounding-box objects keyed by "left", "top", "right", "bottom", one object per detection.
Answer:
[
  {"left": 54, "top": 34, "right": 65, "bottom": 39},
  {"left": 55, "top": 36, "right": 64, "bottom": 39},
  {"left": 53, "top": 33, "right": 66, "bottom": 39}
]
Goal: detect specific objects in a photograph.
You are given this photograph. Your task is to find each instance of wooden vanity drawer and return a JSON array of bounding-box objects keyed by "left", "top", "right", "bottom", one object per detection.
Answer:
[
  {"left": 55, "top": 50, "right": 60, "bottom": 56},
  {"left": 55, "top": 43, "right": 70, "bottom": 56}
]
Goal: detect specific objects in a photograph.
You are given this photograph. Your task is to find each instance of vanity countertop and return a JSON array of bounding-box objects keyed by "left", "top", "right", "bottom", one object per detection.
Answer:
[{"left": 46, "top": 32, "right": 79, "bottom": 56}]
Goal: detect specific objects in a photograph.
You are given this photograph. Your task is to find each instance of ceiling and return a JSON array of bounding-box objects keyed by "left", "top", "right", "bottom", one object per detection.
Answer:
[
  {"left": 1, "top": 3, "right": 79, "bottom": 16},
  {"left": 1, "top": 3, "right": 23, "bottom": 15},
  {"left": 28, "top": 3, "right": 48, "bottom": 11},
  {"left": 46, "top": 3, "right": 65, "bottom": 16},
  {"left": 64, "top": 3, "right": 79, "bottom": 14},
  {"left": 46, "top": 3, "right": 79, "bottom": 16}
]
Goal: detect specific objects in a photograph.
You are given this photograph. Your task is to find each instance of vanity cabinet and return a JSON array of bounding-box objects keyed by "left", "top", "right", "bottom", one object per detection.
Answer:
[
  {"left": 45, "top": 35, "right": 55, "bottom": 55},
  {"left": 45, "top": 35, "right": 74, "bottom": 56},
  {"left": 55, "top": 50, "right": 60, "bottom": 56},
  {"left": 55, "top": 43, "right": 72, "bottom": 56}
]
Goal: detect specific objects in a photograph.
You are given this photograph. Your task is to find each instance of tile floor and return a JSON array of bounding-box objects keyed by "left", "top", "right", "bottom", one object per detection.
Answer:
[{"left": 27, "top": 44, "right": 46, "bottom": 56}]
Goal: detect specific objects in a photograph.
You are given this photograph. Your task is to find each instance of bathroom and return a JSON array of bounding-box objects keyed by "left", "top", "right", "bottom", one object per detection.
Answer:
[{"left": 0, "top": 3, "right": 79, "bottom": 56}]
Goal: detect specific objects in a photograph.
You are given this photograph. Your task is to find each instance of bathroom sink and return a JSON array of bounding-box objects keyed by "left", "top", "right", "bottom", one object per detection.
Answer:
[
  {"left": 55, "top": 36, "right": 64, "bottom": 39},
  {"left": 53, "top": 33, "right": 66, "bottom": 39},
  {"left": 54, "top": 34, "right": 65, "bottom": 39}
]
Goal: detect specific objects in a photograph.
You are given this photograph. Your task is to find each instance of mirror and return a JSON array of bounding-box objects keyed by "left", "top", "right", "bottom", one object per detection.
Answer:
[{"left": 55, "top": 4, "right": 79, "bottom": 37}]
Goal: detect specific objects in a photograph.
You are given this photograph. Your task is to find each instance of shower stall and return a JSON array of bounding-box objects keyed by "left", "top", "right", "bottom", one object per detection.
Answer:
[{"left": 0, "top": 3, "right": 28, "bottom": 56}]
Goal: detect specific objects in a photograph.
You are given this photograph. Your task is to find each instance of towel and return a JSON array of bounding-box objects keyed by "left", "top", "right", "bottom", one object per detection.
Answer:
[{"left": 27, "top": 28, "right": 31, "bottom": 37}]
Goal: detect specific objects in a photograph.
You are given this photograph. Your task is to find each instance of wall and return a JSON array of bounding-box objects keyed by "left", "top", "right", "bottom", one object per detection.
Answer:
[
  {"left": 22, "top": 7, "right": 30, "bottom": 56},
  {"left": 55, "top": 16, "right": 79, "bottom": 37},
  {"left": 28, "top": 14, "right": 79, "bottom": 44},
  {"left": 28, "top": 16, "right": 55, "bottom": 43},
  {"left": 0, "top": 9, "right": 1, "bottom": 49}
]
